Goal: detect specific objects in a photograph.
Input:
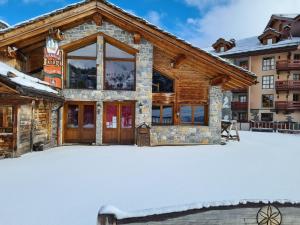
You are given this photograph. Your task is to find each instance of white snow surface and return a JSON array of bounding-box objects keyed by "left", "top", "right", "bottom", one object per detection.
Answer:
[
  {"left": 207, "top": 36, "right": 300, "bottom": 56},
  {"left": 0, "top": 62, "right": 57, "bottom": 94},
  {"left": 0, "top": 131, "right": 300, "bottom": 225}
]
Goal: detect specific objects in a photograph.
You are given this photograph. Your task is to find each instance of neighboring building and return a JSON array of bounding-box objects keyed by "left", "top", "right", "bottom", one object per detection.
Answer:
[
  {"left": 0, "top": 0, "right": 255, "bottom": 154},
  {"left": 210, "top": 14, "right": 300, "bottom": 123}
]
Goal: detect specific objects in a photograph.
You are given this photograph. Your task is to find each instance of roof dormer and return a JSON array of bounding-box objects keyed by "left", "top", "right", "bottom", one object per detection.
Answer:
[
  {"left": 212, "top": 38, "right": 236, "bottom": 53},
  {"left": 258, "top": 28, "right": 281, "bottom": 45}
]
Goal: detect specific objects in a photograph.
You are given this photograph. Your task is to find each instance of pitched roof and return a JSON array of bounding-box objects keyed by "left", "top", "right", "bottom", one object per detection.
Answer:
[
  {"left": 0, "top": 62, "right": 58, "bottom": 95},
  {"left": 207, "top": 36, "right": 300, "bottom": 57}
]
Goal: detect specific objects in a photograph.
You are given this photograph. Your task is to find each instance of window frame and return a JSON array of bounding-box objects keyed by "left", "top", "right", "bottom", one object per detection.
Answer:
[
  {"left": 293, "top": 74, "right": 300, "bottom": 81},
  {"left": 262, "top": 94, "right": 274, "bottom": 108},
  {"left": 262, "top": 57, "right": 275, "bottom": 71},
  {"left": 179, "top": 104, "right": 208, "bottom": 126},
  {"left": 262, "top": 75, "right": 274, "bottom": 89},
  {"left": 152, "top": 70, "right": 175, "bottom": 93},
  {"left": 152, "top": 104, "right": 174, "bottom": 126},
  {"left": 0, "top": 105, "right": 13, "bottom": 133},
  {"left": 65, "top": 42, "right": 97, "bottom": 90},
  {"left": 103, "top": 40, "right": 136, "bottom": 91}
]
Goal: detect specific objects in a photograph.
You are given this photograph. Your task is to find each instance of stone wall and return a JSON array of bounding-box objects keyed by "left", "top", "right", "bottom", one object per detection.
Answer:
[
  {"left": 151, "top": 86, "right": 223, "bottom": 145},
  {"left": 222, "top": 91, "right": 232, "bottom": 120},
  {"left": 100, "top": 205, "right": 300, "bottom": 225},
  {"left": 60, "top": 20, "right": 153, "bottom": 145}
]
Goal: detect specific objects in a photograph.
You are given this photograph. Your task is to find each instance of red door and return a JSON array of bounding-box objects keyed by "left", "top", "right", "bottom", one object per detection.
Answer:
[{"left": 103, "top": 102, "right": 135, "bottom": 145}]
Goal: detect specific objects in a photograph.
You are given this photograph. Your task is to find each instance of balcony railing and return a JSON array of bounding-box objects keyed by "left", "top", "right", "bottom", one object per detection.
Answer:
[
  {"left": 276, "top": 60, "right": 300, "bottom": 71},
  {"left": 275, "top": 80, "right": 300, "bottom": 91},
  {"left": 275, "top": 101, "right": 300, "bottom": 110},
  {"left": 231, "top": 102, "right": 248, "bottom": 110}
]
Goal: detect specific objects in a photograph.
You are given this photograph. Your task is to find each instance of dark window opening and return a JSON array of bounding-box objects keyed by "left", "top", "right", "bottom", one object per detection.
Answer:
[
  {"left": 261, "top": 113, "right": 273, "bottom": 122},
  {"left": 152, "top": 71, "right": 174, "bottom": 93},
  {"left": 293, "top": 94, "right": 300, "bottom": 102},
  {"left": 262, "top": 94, "right": 274, "bottom": 108},
  {"left": 180, "top": 105, "right": 206, "bottom": 125}
]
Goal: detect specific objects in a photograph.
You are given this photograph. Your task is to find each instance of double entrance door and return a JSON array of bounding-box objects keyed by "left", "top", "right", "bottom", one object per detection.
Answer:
[
  {"left": 103, "top": 101, "right": 135, "bottom": 145},
  {"left": 64, "top": 101, "right": 96, "bottom": 144}
]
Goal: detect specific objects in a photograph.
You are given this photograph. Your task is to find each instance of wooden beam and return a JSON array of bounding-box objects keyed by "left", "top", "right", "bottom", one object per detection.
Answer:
[
  {"left": 49, "top": 28, "right": 65, "bottom": 41},
  {"left": 171, "top": 54, "right": 186, "bottom": 69},
  {"left": 133, "top": 32, "right": 141, "bottom": 44},
  {"left": 92, "top": 13, "right": 103, "bottom": 26},
  {"left": 0, "top": 46, "right": 17, "bottom": 58},
  {"left": 210, "top": 75, "right": 230, "bottom": 86}
]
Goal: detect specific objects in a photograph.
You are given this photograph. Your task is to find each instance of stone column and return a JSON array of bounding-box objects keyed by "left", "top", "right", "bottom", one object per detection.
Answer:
[
  {"left": 209, "top": 86, "right": 222, "bottom": 144},
  {"left": 96, "top": 101, "right": 103, "bottom": 145}
]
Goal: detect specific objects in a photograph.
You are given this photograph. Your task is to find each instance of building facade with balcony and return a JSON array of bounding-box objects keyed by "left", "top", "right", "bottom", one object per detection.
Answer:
[{"left": 209, "top": 14, "right": 300, "bottom": 123}]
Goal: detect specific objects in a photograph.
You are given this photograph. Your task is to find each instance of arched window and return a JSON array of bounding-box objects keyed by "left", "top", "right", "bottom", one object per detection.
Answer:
[
  {"left": 152, "top": 70, "right": 174, "bottom": 93},
  {"left": 66, "top": 43, "right": 97, "bottom": 89},
  {"left": 104, "top": 42, "right": 136, "bottom": 91}
]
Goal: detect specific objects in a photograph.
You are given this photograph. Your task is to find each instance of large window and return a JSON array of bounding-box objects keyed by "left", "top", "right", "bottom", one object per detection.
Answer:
[
  {"left": 0, "top": 106, "right": 13, "bottom": 133},
  {"left": 152, "top": 105, "right": 173, "bottom": 125},
  {"left": 293, "top": 74, "right": 300, "bottom": 80},
  {"left": 180, "top": 105, "right": 206, "bottom": 125},
  {"left": 262, "top": 57, "right": 275, "bottom": 71},
  {"left": 262, "top": 75, "right": 274, "bottom": 89},
  {"left": 104, "top": 42, "right": 135, "bottom": 91},
  {"left": 261, "top": 113, "right": 273, "bottom": 122},
  {"left": 262, "top": 94, "right": 274, "bottom": 108},
  {"left": 152, "top": 71, "right": 174, "bottom": 93},
  {"left": 67, "top": 43, "right": 97, "bottom": 89}
]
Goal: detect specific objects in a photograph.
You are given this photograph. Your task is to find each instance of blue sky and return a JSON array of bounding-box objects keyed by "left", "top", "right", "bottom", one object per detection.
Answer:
[{"left": 0, "top": 0, "right": 299, "bottom": 47}]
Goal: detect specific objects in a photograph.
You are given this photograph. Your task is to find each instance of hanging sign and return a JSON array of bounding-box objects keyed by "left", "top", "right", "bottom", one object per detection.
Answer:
[{"left": 43, "top": 37, "right": 63, "bottom": 89}]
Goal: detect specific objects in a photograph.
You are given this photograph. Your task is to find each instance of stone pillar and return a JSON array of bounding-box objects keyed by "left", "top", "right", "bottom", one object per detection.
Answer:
[
  {"left": 209, "top": 86, "right": 222, "bottom": 144},
  {"left": 222, "top": 91, "right": 232, "bottom": 120},
  {"left": 96, "top": 101, "right": 103, "bottom": 145},
  {"left": 97, "top": 35, "right": 104, "bottom": 90}
]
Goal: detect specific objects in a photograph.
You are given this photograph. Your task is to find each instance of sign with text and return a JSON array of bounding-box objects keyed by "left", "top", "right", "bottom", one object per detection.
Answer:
[{"left": 43, "top": 37, "right": 63, "bottom": 89}]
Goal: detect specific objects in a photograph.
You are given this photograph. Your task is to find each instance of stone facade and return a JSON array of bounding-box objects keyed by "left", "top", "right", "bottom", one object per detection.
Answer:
[
  {"left": 100, "top": 205, "right": 300, "bottom": 225},
  {"left": 150, "top": 86, "right": 223, "bottom": 145},
  {"left": 60, "top": 20, "right": 153, "bottom": 145}
]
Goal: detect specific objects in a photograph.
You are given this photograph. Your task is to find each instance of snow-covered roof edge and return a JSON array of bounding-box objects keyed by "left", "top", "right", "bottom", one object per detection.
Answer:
[
  {"left": 0, "top": 62, "right": 58, "bottom": 95},
  {"left": 0, "top": 0, "right": 256, "bottom": 79},
  {"left": 99, "top": 199, "right": 300, "bottom": 220},
  {"left": 0, "top": 20, "right": 10, "bottom": 28}
]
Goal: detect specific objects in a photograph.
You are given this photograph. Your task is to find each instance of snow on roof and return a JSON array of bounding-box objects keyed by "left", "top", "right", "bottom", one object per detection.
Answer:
[
  {"left": 0, "top": 20, "right": 10, "bottom": 28},
  {"left": 273, "top": 14, "right": 299, "bottom": 19},
  {"left": 0, "top": 62, "right": 57, "bottom": 94},
  {"left": 0, "top": 0, "right": 255, "bottom": 79},
  {"left": 99, "top": 199, "right": 299, "bottom": 219},
  {"left": 207, "top": 36, "right": 300, "bottom": 57}
]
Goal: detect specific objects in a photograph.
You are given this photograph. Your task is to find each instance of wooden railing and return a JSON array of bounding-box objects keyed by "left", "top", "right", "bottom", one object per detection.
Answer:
[
  {"left": 275, "top": 80, "right": 300, "bottom": 91},
  {"left": 276, "top": 60, "right": 300, "bottom": 71},
  {"left": 250, "top": 120, "right": 300, "bottom": 133},
  {"left": 231, "top": 102, "right": 248, "bottom": 110},
  {"left": 275, "top": 101, "right": 300, "bottom": 110}
]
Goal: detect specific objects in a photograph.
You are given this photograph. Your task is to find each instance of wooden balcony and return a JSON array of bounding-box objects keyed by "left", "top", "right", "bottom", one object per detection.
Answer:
[
  {"left": 276, "top": 60, "right": 300, "bottom": 71},
  {"left": 275, "top": 101, "right": 300, "bottom": 110},
  {"left": 275, "top": 80, "right": 300, "bottom": 91},
  {"left": 231, "top": 102, "right": 248, "bottom": 110}
]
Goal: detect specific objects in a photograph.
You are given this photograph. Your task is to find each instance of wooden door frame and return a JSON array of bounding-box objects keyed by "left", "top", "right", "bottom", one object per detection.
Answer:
[
  {"left": 63, "top": 101, "right": 96, "bottom": 144},
  {"left": 102, "top": 100, "right": 136, "bottom": 145}
]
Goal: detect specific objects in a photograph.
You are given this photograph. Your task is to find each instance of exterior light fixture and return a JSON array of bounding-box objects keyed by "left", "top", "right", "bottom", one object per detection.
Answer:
[{"left": 97, "top": 103, "right": 101, "bottom": 114}]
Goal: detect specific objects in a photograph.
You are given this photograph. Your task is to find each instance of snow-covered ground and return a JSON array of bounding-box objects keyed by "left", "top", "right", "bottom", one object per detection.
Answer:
[{"left": 0, "top": 131, "right": 299, "bottom": 225}]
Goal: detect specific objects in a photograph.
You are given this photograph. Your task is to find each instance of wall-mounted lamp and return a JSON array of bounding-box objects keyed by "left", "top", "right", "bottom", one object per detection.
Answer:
[
  {"left": 138, "top": 102, "right": 143, "bottom": 114},
  {"left": 97, "top": 103, "right": 101, "bottom": 114}
]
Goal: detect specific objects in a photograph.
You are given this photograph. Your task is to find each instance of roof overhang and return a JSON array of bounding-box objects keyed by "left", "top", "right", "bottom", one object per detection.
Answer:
[{"left": 0, "top": 0, "right": 256, "bottom": 90}]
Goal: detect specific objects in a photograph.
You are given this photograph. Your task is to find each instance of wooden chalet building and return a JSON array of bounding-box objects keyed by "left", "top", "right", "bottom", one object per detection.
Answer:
[{"left": 0, "top": 0, "right": 256, "bottom": 153}]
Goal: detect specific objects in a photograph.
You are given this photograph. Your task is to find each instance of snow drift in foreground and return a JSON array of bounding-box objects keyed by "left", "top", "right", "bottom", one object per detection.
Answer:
[{"left": 0, "top": 131, "right": 299, "bottom": 225}]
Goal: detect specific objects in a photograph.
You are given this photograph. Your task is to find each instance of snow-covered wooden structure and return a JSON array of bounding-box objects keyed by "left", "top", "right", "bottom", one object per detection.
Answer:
[{"left": 0, "top": 0, "right": 256, "bottom": 152}]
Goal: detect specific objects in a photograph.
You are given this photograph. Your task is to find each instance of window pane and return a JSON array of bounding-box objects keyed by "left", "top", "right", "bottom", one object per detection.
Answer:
[
  {"left": 152, "top": 71, "right": 174, "bottom": 93},
  {"left": 194, "top": 106, "right": 205, "bottom": 125},
  {"left": 180, "top": 106, "right": 192, "bottom": 123},
  {"left": 68, "top": 43, "right": 97, "bottom": 57},
  {"left": 67, "top": 59, "right": 97, "bottom": 89},
  {"left": 162, "top": 106, "right": 173, "bottom": 125},
  {"left": 106, "top": 105, "right": 118, "bottom": 129},
  {"left": 121, "top": 106, "right": 133, "bottom": 129},
  {"left": 262, "top": 95, "right": 274, "bottom": 108},
  {"left": 152, "top": 105, "right": 161, "bottom": 125},
  {"left": 105, "top": 61, "right": 135, "bottom": 90},
  {"left": 83, "top": 105, "right": 95, "bottom": 128},
  {"left": 0, "top": 106, "right": 13, "bottom": 133},
  {"left": 105, "top": 43, "right": 134, "bottom": 59},
  {"left": 67, "top": 105, "right": 79, "bottom": 128}
]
